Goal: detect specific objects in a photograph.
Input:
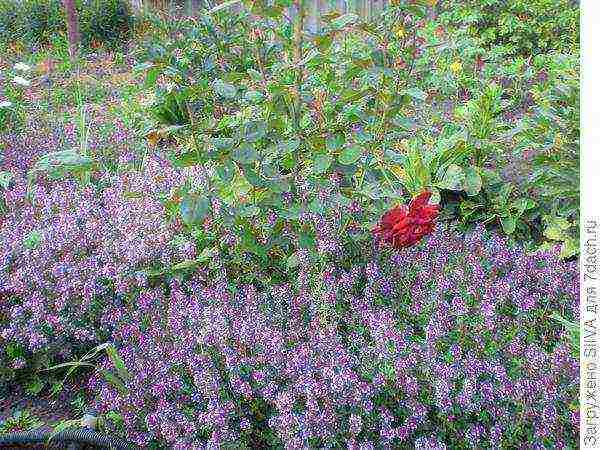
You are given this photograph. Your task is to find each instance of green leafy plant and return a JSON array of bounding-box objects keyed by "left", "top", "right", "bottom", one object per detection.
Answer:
[
  {"left": 393, "top": 126, "right": 481, "bottom": 201},
  {"left": 440, "top": 0, "right": 579, "bottom": 56},
  {"left": 522, "top": 66, "right": 579, "bottom": 257},
  {"left": 0, "top": 0, "right": 134, "bottom": 51},
  {"left": 46, "top": 342, "right": 131, "bottom": 396},
  {"left": 0, "top": 410, "right": 43, "bottom": 433},
  {"left": 136, "top": 1, "right": 471, "bottom": 279},
  {"left": 551, "top": 312, "right": 579, "bottom": 358}
]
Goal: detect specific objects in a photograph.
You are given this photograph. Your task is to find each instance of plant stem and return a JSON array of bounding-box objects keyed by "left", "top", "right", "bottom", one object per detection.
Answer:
[{"left": 292, "top": 0, "right": 305, "bottom": 133}]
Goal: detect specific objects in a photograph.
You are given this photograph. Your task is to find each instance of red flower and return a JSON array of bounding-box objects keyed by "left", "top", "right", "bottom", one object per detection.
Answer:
[{"left": 374, "top": 191, "right": 440, "bottom": 249}]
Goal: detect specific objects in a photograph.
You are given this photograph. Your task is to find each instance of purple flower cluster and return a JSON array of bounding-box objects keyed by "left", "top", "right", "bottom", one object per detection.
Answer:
[
  {"left": 0, "top": 118, "right": 205, "bottom": 374},
  {"left": 89, "top": 223, "right": 579, "bottom": 449}
]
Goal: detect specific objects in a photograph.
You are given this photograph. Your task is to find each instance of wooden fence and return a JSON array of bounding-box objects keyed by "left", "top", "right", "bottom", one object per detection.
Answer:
[{"left": 134, "top": 0, "right": 398, "bottom": 30}]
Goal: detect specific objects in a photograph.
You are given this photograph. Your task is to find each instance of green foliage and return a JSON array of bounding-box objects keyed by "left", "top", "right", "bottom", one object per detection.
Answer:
[
  {"left": 0, "top": 410, "right": 43, "bottom": 433},
  {"left": 47, "top": 342, "right": 131, "bottom": 397},
  {"left": 79, "top": 0, "right": 134, "bottom": 49},
  {"left": 440, "top": 0, "right": 579, "bottom": 56},
  {"left": 0, "top": 0, "right": 133, "bottom": 51},
  {"left": 551, "top": 312, "right": 579, "bottom": 358},
  {"left": 139, "top": 1, "right": 480, "bottom": 276},
  {"left": 132, "top": 0, "right": 580, "bottom": 272},
  {"left": 522, "top": 58, "right": 580, "bottom": 257}
]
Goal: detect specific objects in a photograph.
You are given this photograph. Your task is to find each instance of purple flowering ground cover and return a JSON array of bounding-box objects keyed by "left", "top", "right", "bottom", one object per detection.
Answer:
[
  {"left": 83, "top": 225, "right": 579, "bottom": 449},
  {"left": 0, "top": 8, "right": 581, "bottom": 450},
  {"left": 0, "top": 107, "right": 580, "bottom": 448}
]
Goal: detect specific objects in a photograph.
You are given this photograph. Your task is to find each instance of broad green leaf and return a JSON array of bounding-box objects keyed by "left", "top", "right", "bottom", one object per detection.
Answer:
[
  {"left": 242, "top": 166, "right": 266, "bottom": 187},
  {"left": 211, "top": 137, "right": 235, "bottom": 150},
  {"left": 512, "top": 198, "right": 536, "bottom": 217},
  {"left": 560, "top": 237, "right": 579, "bottom": 259},
  {"left": 169, "top": 151, "right": 201, "bottom": 168},
  {"left": 212, "top": 79, "right": 237, "bottom": 99},
  {"left": 438, "top": 164, "right": 465, "bottom": 191},
  {"left": 501, "top": 216, "right": 517, "bottom": 234},
  {"left": 216, "top": 161, "right": 236, "bottom": 183},
  {"left": 463, "top": 167, "right": 482, "bottom": 196},
  {"left": 277, "top": 139, "right": 300, "bottom": 154},
  {"left": 209, "top": 0, "right": 242, "bottom": 14},
  {"left": 244, "top": 120, "right": 267, "bottom": 142},
  {"left": 232, "top": 144, "right": 259, "bottom": 164},
  {"left": 326, "top": 134, "right": 345, "bottom": 151},
  {"left": 313, "top": 154, "right": 333, "bottom": 174},
  {"left": 402, "top": 88, "right": 427, "bottom": 101},
  {"left": 393, "top": 116, "right": 417, "bottom": 131},
  {"left": 180, "top": 194, "right": 211, "bottom": 226},
  {"left": 244, "top": 90, "right": 264, "bottom": 103},
  {"left": 31, "top": 150, "right": 93, "bottom": 179},
  {"left": 330, "top": 13, "right": 359, "bottom": 30},
  {"left": 238, "top": 205, "right": 260, "bottom": 217},
  {"left": 544, "top": 225, "right": 565, "bottom": 241},
  {"left": 338, "top": 145, "right": 363, "bottom": 165},
  {"left": 384, "top": 149, "right": 407, "bottom": 165},
  {"left": 0, "top": 171, "right": 13, "bottom": 189}
]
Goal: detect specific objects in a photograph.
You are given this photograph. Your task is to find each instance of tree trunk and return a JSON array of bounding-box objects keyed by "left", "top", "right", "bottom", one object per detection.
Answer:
[{"left": 63, "top": 0, "right": 80, "bottom": 61}]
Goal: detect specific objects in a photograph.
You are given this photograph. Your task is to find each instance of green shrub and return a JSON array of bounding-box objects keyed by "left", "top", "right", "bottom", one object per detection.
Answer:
[
  {"left": 440, "top": 0, "right": 579, "bottom": 56},
  {"left": 79, "top": 0, "right": 134, "bottom": 49},
  {"left": 0, "top": 0, "right": 133, "bottom": 51}
]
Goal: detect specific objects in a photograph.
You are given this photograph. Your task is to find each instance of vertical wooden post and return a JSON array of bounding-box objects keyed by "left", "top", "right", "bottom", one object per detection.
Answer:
[{"left": 63, "top": 0, "right": 80, "bottom": 61}]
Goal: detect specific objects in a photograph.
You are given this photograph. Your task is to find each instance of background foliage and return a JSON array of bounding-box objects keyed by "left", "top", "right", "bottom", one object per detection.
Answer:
[
  {"left": 439, "top": 0, "right": 580, "bottom": 56},
  {"left": 0, "top": 0, "right": 134, "bottom": 51}
]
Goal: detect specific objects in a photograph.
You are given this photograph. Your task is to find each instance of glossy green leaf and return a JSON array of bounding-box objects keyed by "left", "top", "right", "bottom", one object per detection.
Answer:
[
  {"left": 313, "top": 154, "right": 333, "bottom": 174},
  {"left": 232, "top": 144, "right": 259, "bottom": 164},
  {"left": 180, "top": 194, "right": 211, "bottom": 226},
  {"left": 463, "top": 167, "right": 482, "bottom": 196},
  {"left": 212, "top": 79, "right": 237, "bottom": 99},
  {"left": 438, "top": 164, "right": 465, "bottom": 191},
  {"left": 338, "top": 145, "right": 363, "bottom": 165},
  {"left": 501, "top": 216, "right": 517, "bottom": 234}
]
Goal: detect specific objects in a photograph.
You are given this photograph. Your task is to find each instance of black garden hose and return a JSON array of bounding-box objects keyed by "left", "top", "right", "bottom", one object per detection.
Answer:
[
  {"left": 0, "top": 410, "right": 137, "bottom": 450},
  {"left": 0, "top": 428, "right": 136, "bottom": 449}
]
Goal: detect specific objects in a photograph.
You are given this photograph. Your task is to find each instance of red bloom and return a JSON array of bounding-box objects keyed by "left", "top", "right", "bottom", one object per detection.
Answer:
[{"left": 374, "top": 191, "right": 440, "bottom": 249}]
